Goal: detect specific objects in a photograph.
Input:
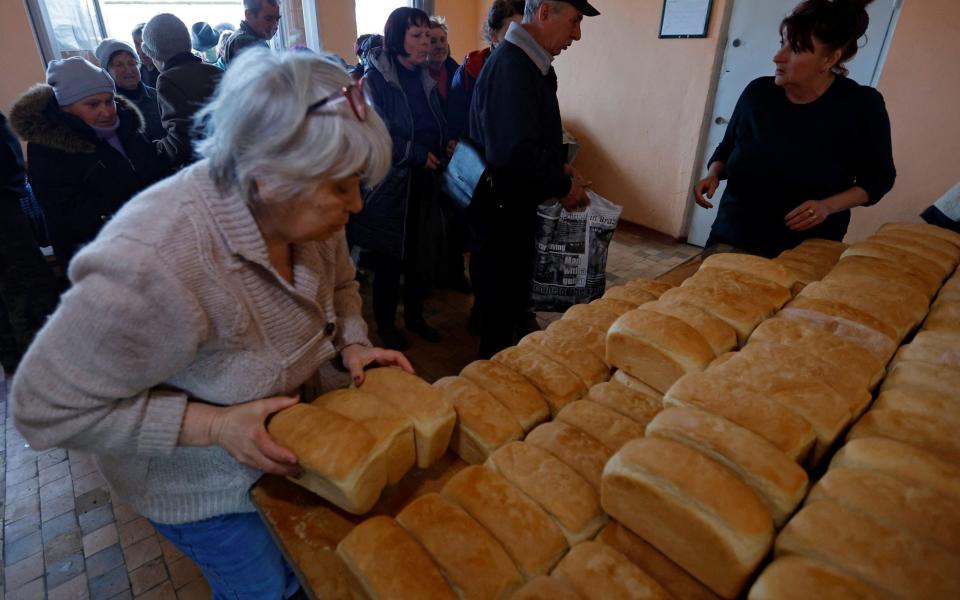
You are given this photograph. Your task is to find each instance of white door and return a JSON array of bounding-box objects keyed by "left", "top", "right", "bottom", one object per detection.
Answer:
[{"left": 686, "top": 0, "right": 902, "bottom": 247}]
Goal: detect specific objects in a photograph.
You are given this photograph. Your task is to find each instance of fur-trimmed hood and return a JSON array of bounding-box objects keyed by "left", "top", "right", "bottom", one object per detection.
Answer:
[{"left": 9, "top": 84, "right": 145, "bottom": 154}]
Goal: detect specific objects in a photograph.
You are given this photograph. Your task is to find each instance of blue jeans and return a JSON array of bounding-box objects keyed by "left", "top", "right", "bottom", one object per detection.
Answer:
[{"left": 151, "top": 512, "right": 301, "bottom": 600}]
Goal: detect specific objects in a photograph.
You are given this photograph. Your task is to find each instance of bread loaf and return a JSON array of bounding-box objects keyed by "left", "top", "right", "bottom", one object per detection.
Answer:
[
  {"left": 879, "top": 222, "right": 960, "bottom": 250},
  {"left": 773, "top": 256, "right": 827, "bottom": 288},
  {"left": 646, "top": 407, "right": 808, "bottom": 527},
  {"left": 492, "top": 345, "right": 586, "bottom": 416},
  {"left": 829, "top": 437, "right": 960, "bottom": 502},
  {"left": 591, "top": 296, "right": 645, "bottom": 316},
  {"left": 707, "top": 351, "right": 851, "bottom": 464},
  {"left": 795, "top": 238, "right": 849, "bottom": 255},
  {"left": 664, "top": 372, "right": 815, "bottom": 463},
  {"left": 891, "top": 330, "right": 960, "bottom": 369},
  {"left": 841, "top": 241, "right": 947, "bottom": 284},
  {"left": 510, "top": 576, "right": 581, "bottom": 600},
  {"left": 460, "top": 360, "right": 550, "bottom": 432},
  {"left": 336, "top": 516, "right": 457, "bottom": 599},
  {"left": 879, "top": 360, "right": 960, "bottom": 401},
  {"left": 606, "top": 309, "right": 714, "bottom": 393},
  {"left": 699, "top": 253, "right": 799, "bottom": 289},
  {"left": 612, "top": 369, "right": 664, "bottom": 399},
  {"left": 603, "top": 285, "right": 658, "bottom": 307},
  {"left": 807, "top": 467, "right": 960, "bottom": 552},
  {"left": 601, "top": 437, "right": 774, "bottom": 599},
  {"left": 659, "top": 286, "right": 767, "bottom": 344},
  {"left": 828, "top": 254, "right": 939, "bottom": 298},
  {"left": 624, "top": 278, "right": 674, "bottom": 298},
  {"left": 749, "top": 318, "right": 885, "bottom": 390},
  {"left": 357, "top": 367, "right": 456, "bottom": 468},
  {"left": 847, "top": 409, "right": 960, "bottom": 465},
  {"left": 545, "top": 318, "right": 607, "bottom": 362},
  {"left": 681, "top": 268, "right": 791, "bottom": 312},
  {"left": 924, "top": 298, "right": 960, "bottom": 332},
  {"left": 519, "top": 330, "right": 610, "bottom": 387},
  {"left": 873, "top": 388, "right": 960, "bottom": 426},
  {"left": 798, "top": 280, "right": 928, "bottom": 341},
  {"left": 552, "top": 541, "right": 672, "bottom": 600},
  {"left": 777, "top": 247, "right": 841, "bottom": 271},
  {"left": 266, "top": 404, "right": 386, "bottom": 513},
  {"left": 312, "top": 389, "right": 415, "bottom": 485},
  {"left": 748, "top": 556, "right": 893, "bottom": 600},
  {"left": 441, "top": 466, "right": 568, "bottom": 579},
  {"left": 587, "top": 380, "right": 662, "bottom": 429},
  {"left": 737, "top": 340, "right": 873, "bottom": 417},
  {"left": 556, "top": 400, "right": 648, "bottom": 452},
  {"left": 876, "top": 228, "right": 960, "bottom": 263},
  {"left": 596, "top": 522, "right": 721, "bottom": 600},
  {"left": 776, "top": 305, "right": 898, "bottom": 364},
  {"left": 486, "top": 442, "right": 606, "bottom": 546},
  {"left": 867, "top": 232, "right": 957, "bottom": 273},
  {"left": 775, "top": 501, "right": 960, "bottom": 599},
  {"left": 433, "top": 376, "right": 524, "bottom": 465},
  {"left": 783, "top": 296, "right": 898, "bottom": 342},
  {"left": 395, "top": 493, "right": 523, "bottom": 599},
  {"left": 562, "top": 302, "right": 622, "bottom": 333},
  {"left": 524, "top": 421, "right": 612, "bottom": 492},
  {"left": 638, "top": 300, "right": 738, "bottom": 356}
]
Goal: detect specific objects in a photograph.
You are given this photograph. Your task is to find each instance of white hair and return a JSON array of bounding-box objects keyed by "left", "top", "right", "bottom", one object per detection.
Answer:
[
  {"left": 194, "top": 48, "right": 392, "bottom": 208},
  {"left": 524, "top": 0, "right": 565, "bottom": 21}
]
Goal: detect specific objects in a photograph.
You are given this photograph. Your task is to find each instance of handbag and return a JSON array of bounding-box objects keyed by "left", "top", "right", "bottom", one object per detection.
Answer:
[{"left": 441, "top": 138, "right": 491, "bottom": 213}]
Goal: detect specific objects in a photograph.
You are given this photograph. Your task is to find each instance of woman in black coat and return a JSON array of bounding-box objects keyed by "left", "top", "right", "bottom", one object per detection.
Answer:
[
  {"left": 694, "top": 0, "right": 895, "bottom": 257},
  {"left": 10, "top": 58, "right": 168, "bottom": 268},
  {"left": 347, "top": 7, "right": 448, "bottom": 351}
]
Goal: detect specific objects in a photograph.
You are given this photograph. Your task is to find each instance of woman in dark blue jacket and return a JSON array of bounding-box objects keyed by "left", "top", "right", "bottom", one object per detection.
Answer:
[{"left": 347, "top": 7, "right": 447, "bottom": 351}]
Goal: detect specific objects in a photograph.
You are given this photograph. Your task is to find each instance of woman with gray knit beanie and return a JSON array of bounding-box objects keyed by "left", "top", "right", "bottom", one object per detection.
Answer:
[
  {"left": 9, "top": 56, "right": 168, "bottom": 268},
  {"left": 12, "top": 50, "right": 410, "bottom": 599}
]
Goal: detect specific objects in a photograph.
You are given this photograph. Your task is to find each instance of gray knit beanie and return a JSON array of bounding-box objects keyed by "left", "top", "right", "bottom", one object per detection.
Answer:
[
  {"left": 142, "top": 13, "right": 192, "bottom": 65},
  {"left": 95, "top": 39, "right": 140, "bottom": 68},
  {"left": 45, "top": 57, "right": 116, "bottom": 106}
]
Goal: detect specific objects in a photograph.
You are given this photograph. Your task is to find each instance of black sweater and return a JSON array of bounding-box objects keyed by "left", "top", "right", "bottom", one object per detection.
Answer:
[
  {"left": 469, "top": 41, "right": 571, "bottom": 214},
  {"left": 709, "top": 76, "right": 895, "bottom": 257}
]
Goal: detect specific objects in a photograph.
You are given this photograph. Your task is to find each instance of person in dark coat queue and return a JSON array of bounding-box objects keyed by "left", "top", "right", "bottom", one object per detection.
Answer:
[
  {"left": 222, "top": 0, "right": 281, "bottom": 65},
  {"left": 141, "top": 13, "right": 222, "bottom": 169},
  {"left": 694, "top": 0, "right": 896, "bottom": 257},
  {"left": 427, "top": 17, "right": 460, "bottom": 102},
  {"left": 347, "top": 7, "right": 448, "bottom": 351},
  {"left": 469, "top": 0, "right": 597, "bottom": 359},
  {"left": 9, "top": 58, "right": 169, "bottom": 270},
  {"left": 132, "top": 23, "right": 160, "bottom": 88},
  {"left": 95, "top": 39, "right": 165, "bottom": 141}
]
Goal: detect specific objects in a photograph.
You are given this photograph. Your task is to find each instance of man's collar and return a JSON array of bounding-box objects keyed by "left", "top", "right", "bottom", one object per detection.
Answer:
[{"left": 505, "top": 22, "right": 553, "bottom": 76}]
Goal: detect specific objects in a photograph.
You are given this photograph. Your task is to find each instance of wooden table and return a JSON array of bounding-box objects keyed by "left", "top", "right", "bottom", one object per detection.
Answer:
[{"left": 251, "top": 244, "right": 730, "bottom": 598}]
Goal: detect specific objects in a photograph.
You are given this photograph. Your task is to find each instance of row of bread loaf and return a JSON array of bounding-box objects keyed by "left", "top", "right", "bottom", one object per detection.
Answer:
[
  {"left": 750, "top": 248, "right": 960, "bottom": 599},
  {"left": 601, "top": 225, "right": 960, "bottom": 598}
]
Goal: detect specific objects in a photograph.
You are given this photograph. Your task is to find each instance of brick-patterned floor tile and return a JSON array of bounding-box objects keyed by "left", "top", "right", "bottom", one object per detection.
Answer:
[
  {"left": 3, "top": 551, "right": 43, "bottom": 590},
  {"left": 5, "top": 530, "right": 42, "bottom": 564},
  {"left": 84, "top": 523, "right": 120, "bottom": 558},
  {"left": 41, "top": 492, "right": 76, "bottom": 523},
  {"left": 48, "top": 573, "right": 90, "bottom": 600},
  {"left": 118, "top": 518, "right": 154, "bottom": 549},
  {"left": 128, "top": 557, "right": 169, "bottom": 596},
  {"left": 68, "top": 453, "right": 99, "bottom": 479},
  {"left": 174, "top": 577, "right": 211, "bottom": 600},
  {"left": 109, "top": 590, "right": 134, "bottom": 600},
  {"left": 41, "top": 510, "right": 79, "bottom": 544},
  {"left": 43, "top": 530, "right": 82, "bottom": 565},
  {"left": 136, "top": 581, "right": 177, "bottom": 600},
  {"left": 122, "top": 536, "right": 161, "bottom": 572},
  {"left": 111, "top": 502, "right": 141, "bottom": 526},
  {"left": 86, "top": 545, "right": 125, "bottom": 580},
  {"left": 72, "top": 472, "right": 108, "bottom": 498},
  {"left": 157, "top": 537, "right": 184, "bottom": 565},
  {"left": 5, "top": 477, "right": 39, "bottom": 503},
  {"left": 76, "top": 489, "right": 111, "bottom": 517},
  {"left": 6, "top": 463, "right": 37, "bottom": 487},
  {"left": 37, "top": 449, "right": 68, "bottom": 471},
  {"left": 39, "top": 475, "right": 73, "bottom": 503},
  {"left": 46, "top": 551, "right": 84, "bottom": 589},
  {"left": 4, "top": 513, "right": 40, "bottom": 543},
  {"left": 166, "top": 556, "right": 202, "bottom": 590},
  {"left": 4, "top": 496, "right": 40, "bottom": 523},
  {"left": 80, "top": 505, "right": 116, "bottom": 535},
  {"left": 89, "top": 564, "right": 130, "bottom": 600},
  {"left": 6, "top": 575, "right": 45, "bottom": 600},
  {"left": 39, "top": 460, "right": 71, "bottom": 488}
]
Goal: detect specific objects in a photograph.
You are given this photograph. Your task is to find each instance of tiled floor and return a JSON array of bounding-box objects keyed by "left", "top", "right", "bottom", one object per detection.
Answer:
[{"left": 0, "top": 226, "right": 699, "bottom": 598}]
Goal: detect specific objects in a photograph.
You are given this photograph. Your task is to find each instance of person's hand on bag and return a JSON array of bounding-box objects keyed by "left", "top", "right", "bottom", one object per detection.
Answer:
[
  {"left": 785, "top": 200, "right": 830, "bottom": 232},
  {"left": 562, "top": 179, "right": 590, "bottom": 211},
  {"left": 564, "top": 164, "right": 591, "bottom": 188},
  {"left": 425, "top": 152, "right": 441, "bottom": 171},
  {"left": 341, "top": 344, "right": 415, "bottom": 386},
  {"left": 446, "top": 140, "right": 458, "bottom": 158}
]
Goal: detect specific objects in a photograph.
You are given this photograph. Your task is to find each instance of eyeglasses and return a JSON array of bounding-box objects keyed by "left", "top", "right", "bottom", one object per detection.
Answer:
[{"left": 305, "top": 83, "right": 367, "bottom": 122}]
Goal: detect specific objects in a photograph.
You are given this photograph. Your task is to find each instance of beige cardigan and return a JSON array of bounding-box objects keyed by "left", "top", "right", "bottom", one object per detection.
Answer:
[{"left": 13, "top": 160, "right": 370, "bottom": 524}]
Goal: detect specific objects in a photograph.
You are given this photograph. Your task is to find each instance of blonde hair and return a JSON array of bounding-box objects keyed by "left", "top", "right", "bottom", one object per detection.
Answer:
[{"left": 194, "top": 49, "right": 392, "bottom": 207}]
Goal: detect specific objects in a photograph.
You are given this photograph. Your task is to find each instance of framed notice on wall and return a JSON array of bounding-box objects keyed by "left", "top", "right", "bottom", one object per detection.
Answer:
[{"left": 659, "top": 0, "right": 714, "bottom": 38}]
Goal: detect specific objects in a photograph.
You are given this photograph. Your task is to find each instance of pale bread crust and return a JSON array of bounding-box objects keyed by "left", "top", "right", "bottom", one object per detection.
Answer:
[
  {"left": 433, "top": 376, "right": 524, "bottom": 465},
  {"left": 552, "top": 541, "right": 673, "bottom": 600},
  {"left": 587, "top": 380, "right": 663, "bottom": 430},
  {"left": 491, "top": 345, "right": 586, "bottom": 416},
  {"left": 748, "top": 556, "right": 893, "bottom": 600},
  {"left": 460, "top": 360, "right": 550, "bottom": 432},
  {"left": 556, "top": 400, "right": 647, "bottom": 453},
  {"left": 524, "top": 421, "right": 612, "bottom": 492}
]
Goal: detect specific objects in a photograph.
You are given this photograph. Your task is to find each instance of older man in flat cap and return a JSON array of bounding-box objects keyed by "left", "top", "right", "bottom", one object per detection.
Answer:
[{"left": 468, "top": 0, "right": 600, "bottom": 358}]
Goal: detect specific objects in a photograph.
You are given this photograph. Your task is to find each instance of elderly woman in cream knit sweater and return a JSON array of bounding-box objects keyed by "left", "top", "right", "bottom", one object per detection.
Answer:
[{"left": 13, "top": 49, "right": 411, "bottom": 599}]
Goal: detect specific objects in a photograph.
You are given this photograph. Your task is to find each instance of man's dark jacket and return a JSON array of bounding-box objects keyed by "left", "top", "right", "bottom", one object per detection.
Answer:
[{"left": 155, "top": 53, "right": 221, "bottom": 168}]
